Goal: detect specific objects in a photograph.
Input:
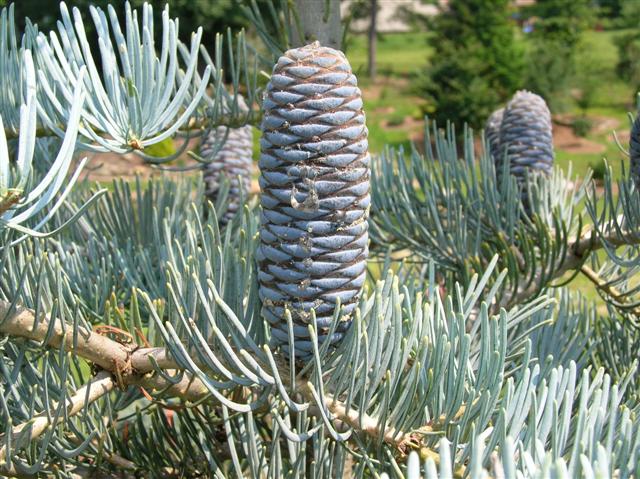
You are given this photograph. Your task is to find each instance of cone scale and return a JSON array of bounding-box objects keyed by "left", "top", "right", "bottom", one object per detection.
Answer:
[
  {"left": 200, "top": 124, "right": 253, "bottom": 221},
  {"left": 257, "top": 42, "right": 370, "bottom": 356}
]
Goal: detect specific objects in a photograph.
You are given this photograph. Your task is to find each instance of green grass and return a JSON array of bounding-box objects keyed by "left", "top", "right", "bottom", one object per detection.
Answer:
[
  {"left": 360, "top": 79, "right": 426, "bottom": 152},
  {"left": 345, "top": 32, "right": 431, "bottom": 78},
  {"left": 554, "top": 29, "right": 635, "bottom": 180}
]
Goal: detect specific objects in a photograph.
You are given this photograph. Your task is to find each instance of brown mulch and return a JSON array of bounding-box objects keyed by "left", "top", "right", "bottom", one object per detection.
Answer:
[
  {"left": 553, "top": 123, "right": 606, "bottom": 155},
  {"left": 76, "top": 137, "right": 201, "bottom": 184},
  {"left": 552, "top": 114, "right": 624, "bottom": 155}
]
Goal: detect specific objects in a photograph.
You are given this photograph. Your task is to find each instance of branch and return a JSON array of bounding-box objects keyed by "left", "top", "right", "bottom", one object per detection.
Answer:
[
  {"left": 506, "top": 219, "right": 640, "bottom": 307},
  {"left": 0, "top": 302, "right": 207, "bottom": 401},
  {"left": 579, "top": 264, "right": 640, "bottom": 316},
  {"left": 0, "top": 300, "right": 435, "bottom": 463},
  {"left": 315, "top": 388, "right": 408, "bottom": 446},
  {"left": 66, "top": 434, "right": 137, "bottom": 472},
  {"left": 0, "top": 371, "right": 115, "bottom": 476}
]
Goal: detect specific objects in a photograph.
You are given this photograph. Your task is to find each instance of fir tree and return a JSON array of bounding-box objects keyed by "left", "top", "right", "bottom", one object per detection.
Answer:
[
  {"left": 524, "top": 0, "right": 593, "bottom": 111},
  {"left": 418, "top": 0, "right": 524, "bottom": 130}
]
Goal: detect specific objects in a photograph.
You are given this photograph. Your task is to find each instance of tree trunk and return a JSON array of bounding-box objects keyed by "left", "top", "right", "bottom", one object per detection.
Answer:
[
  {"left": 368, "top": 0, "right": 377, "bottom": 79},
  {"left": 292, "top": 0, "right": 342, "bottom": 50}
]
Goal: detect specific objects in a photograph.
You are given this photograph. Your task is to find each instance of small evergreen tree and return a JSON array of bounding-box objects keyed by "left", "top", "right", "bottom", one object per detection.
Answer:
[
  {"left": 615, "top": 3, "right": 640, "bottom": 97},
  {"left": 523, "top": 0, "right": 593, "bottom": 111},
  {"left": 418, "top": 0, "right": 524, "bottom": 130},
  {"left": 615, "top": 30, "right": 640, "bottom": 98},
  {"left": 597, "top": 0, "right": 622, "bottom": 16}
]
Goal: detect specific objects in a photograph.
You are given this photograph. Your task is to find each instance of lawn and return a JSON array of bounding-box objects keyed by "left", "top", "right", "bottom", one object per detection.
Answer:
[
  {"left": 345, "top": 31, "right": 432, "bottom": 77},
  {"left": 344, "top": 28, "right": 634, "bottom": 165}
]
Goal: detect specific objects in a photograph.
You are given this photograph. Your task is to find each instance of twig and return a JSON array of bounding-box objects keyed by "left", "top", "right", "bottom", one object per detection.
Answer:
[
  {"left": 0, "top": 303, "right": 130, "bottom": 373},
  {"left": 318, "top": 388, "right": 407, "bottom": 446},
  {"left": 66, "top": 434, "right": 137, "bottom": 471},
  {"left": 506, "top": 220, "right": 640, "bottom": 307},
  {"left": 0, "top": 300, "right": 436, "bottom": 466},
  {"left": 0, "top": 372, "right": 115, "bottom": 476},
  {"left": 580, "top": 264, "right": 640, "bottom": 316},
  {"left": 0, "top": 302, "right": 207, "bottom": 401}
]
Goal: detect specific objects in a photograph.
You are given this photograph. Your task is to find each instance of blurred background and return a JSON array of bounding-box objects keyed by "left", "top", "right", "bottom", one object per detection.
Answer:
[
  {"left": 6, "top": 0, "right": 639, "bottom": 306},
  {"left": 8, "top": 0, "right": 639, "bottom": 172},
  {"left": 340, "top": 0, "right": 639, "bottom": 182}
]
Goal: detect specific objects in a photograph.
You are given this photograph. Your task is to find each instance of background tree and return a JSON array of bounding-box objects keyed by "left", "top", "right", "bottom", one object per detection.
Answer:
[
  {"left": 13, "top": 0, "right": 250, "bottom": 50},
  {"left": 615, "top": 1, "right": 640, "bottom": 101},
  {"left": 595, "top": 0, "right": 640, "bottom": 26},
  {"left": 342, "top": 0, "right": 380, "bottom": 78},
  {"left": 597, "top": 0, "right": 622, "bottom": 16},
  {"left": 616, "top": 30, "right": 640, "bottom": 102},
  {"left": 418, "top": 0, "right": 524, "bottom": 130},
  {"left": 368, "top": 0, "right": 378, "bottom": 79},
  {"left": 522, "top": 0, "right": 593, "bottom": 111}
]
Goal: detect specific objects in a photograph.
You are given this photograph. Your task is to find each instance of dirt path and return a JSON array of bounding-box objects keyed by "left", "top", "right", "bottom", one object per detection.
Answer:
[
  {"left": 553, "top": 115, "right": 622, "bottom": 155},
  {"left": 77, "top": 138, "right": 201, "bottom": 183}
]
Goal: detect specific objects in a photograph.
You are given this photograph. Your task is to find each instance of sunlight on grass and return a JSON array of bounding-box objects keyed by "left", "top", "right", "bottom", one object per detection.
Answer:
[{"left": 345, "top": 32, "right": 432, "bottom": 77}]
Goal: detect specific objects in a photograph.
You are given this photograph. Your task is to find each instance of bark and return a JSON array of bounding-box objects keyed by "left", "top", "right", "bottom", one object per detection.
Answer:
[
  {"left": 368, "top": 0, "right": 377, "bottom": 79},
  {"left": 0, "top": 372, "right": 115, "bottom": 476},
  {"left": 0, "top": 303, "right": 207, "bottom": 401},
  {"left": 292, "top": 0, "right": 342, "bottom": 49}
]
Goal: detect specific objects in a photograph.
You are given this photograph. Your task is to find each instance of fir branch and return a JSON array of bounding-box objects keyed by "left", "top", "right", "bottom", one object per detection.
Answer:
[
  {"left": 0, "top": 300, "right": 433, "bottom": 460},
  {"left": 304, "top": 384, "right": 409, "bottom": 448},
  {"left": 66, "top": 434, "right": 137, "bottom": 472},
  {"left": 579, "top": 264, "right": 640, "bottom": 316},
  {"left": 0, "top": 301, "right": 207, "bottom": 401},
  {"left": 0, "top": 371, "right": 115, "bottom": 476},
  {"left": 0, "top": 302, "right": 130, "bottom": 373},
  {"left": 506, "top": 218, "right": 640, "bottom": 307}
]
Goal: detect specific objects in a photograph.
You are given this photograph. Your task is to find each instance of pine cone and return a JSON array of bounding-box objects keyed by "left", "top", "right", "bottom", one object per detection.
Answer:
[
  {"left": 630, "top": 114, "right": 640, "bottom": 191},
  {"left": 485, "top": 107, "right": 504, "bottom": 173},
  {"left": 257, "top": 42, "right": 370, "bottom": 357},
  {"left": 500, "top": 91, "right": 554, "bottom": 182},
  {"left": 200, "top": 124, "right": 253, "bottom": 221}
]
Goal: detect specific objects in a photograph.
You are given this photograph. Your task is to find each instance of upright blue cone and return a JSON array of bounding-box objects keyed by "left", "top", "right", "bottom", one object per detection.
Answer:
[
  {"left": 500, "top": 90, "right": 554, "bottom": 182},
  {"left": 200, "top": 124, "right": 253, "bottom": 222},
  {"left": 257, "top": 42, "right": 370, "bottom": 357}
]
